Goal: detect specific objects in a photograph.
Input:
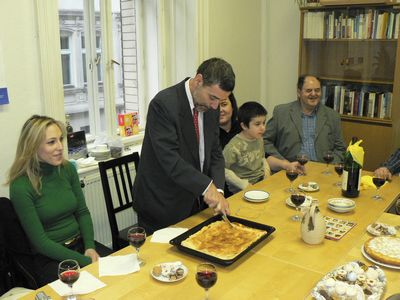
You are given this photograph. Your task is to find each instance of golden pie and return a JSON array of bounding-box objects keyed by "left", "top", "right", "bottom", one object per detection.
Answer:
[
  {"left": 181, "top": 220, "right": 267, "bottom": 260},
  {"left": 364, "top": 236, "right": 400, "bottom": 266}
]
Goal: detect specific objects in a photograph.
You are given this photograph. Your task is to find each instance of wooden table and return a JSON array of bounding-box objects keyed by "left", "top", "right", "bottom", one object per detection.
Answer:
[{"left": 21, "top": 162, "right": 400, "bottom": 299}]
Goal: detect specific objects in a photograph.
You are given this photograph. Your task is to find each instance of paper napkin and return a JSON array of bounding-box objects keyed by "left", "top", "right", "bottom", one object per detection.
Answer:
[
  {"left": 98, "top": 254, "right": 140, "bottom": 277},
  {"left": 49, "top": 270, "right": 106, "bottom": 296},
  {"left": 151, "top": 227, "right": 188, "bottom": 243}
]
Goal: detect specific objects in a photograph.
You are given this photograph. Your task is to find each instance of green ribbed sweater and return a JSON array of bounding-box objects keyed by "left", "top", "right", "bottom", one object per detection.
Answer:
[{"left": 10, "top": 161, "right": 95, "bottom": 266}]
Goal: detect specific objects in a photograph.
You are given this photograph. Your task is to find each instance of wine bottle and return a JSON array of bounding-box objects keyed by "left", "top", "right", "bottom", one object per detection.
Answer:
[{"left": 342, "top": 137, "right": 362, "bottom": 198}]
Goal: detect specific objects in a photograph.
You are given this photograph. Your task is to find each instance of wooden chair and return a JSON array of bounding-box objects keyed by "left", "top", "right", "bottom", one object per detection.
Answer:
[{"left": 98, "top": 152, "right": 140, "bottom": 251}]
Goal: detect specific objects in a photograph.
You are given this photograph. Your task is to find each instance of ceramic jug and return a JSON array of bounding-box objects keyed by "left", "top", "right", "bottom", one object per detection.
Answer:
[{"left": 301, "top": 200, "right": 326, "bottom": 244}]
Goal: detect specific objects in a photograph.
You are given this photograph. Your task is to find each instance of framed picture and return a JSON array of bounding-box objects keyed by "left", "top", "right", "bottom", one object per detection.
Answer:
[{"left": 67, "top": 130, "right": 88, "bottom": 160}]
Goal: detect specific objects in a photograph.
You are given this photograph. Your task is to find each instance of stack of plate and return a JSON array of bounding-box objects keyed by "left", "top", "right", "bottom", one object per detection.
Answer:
[
  {"left": 90, "top": 148, "right": 111, "bottom": 161},
  {"left": 243, "top": 190, "right": 270, "bottom": 203},
  {"left": 327, "top": 198, "right": 355, "bottom": 213}
]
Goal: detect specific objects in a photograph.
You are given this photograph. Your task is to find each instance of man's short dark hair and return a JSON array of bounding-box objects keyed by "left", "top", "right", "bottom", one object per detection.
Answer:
[
  {"left": 196, "top": 57, "right": 235, "bottom": 92},
  {"left": 238, "top": 101, "right": 267, "bottom": 128},
  {"left": 297, "top": 74, "right": 321, "bottom": 90}
]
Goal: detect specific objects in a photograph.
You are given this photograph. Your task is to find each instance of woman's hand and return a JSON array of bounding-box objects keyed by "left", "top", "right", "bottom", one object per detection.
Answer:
[
  {"left": 84, "top": 248, "right": 100, "bottom": 263},
  {"left": 374, "top": 167, "right": 392, "bottom": 180}
]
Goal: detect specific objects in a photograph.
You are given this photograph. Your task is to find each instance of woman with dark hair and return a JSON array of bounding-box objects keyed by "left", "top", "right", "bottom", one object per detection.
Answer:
[
  {"left": 219, "top": 93, "right": 241, "bottom": 149},
  {"left": 7, "top": 115, "right": 111, "bottom": 285}
]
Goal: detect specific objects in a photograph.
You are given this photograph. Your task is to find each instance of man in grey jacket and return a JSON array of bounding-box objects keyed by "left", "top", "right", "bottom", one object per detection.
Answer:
[{"left": 264, "top": 75, "right": 345, "bottom": 168}]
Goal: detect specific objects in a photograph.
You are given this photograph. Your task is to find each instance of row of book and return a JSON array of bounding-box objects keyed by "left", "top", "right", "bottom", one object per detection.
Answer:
[
  {"left": 321, "top": 84, "right": 392, "bottom": 119},
  {"left": 304, "top": 9, "right": 400, "bottom": 39}
]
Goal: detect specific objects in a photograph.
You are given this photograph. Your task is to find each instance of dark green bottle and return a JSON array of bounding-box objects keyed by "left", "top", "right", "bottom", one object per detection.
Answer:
[{"left": 341, "top": 137, "right": 361, "bottom": 198}]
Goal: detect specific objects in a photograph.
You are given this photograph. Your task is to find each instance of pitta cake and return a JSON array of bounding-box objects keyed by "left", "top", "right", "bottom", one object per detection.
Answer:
[
  {"left": 364, "top": 236, "right": 400, "bottom": 266},
  {"left": 181, "top": 220, "right": 267, "bottom": 260}
]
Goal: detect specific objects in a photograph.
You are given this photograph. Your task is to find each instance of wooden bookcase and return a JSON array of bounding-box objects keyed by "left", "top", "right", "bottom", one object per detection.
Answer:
[{"left": 299, "top": 2, "right": 400, "bottom": 171}]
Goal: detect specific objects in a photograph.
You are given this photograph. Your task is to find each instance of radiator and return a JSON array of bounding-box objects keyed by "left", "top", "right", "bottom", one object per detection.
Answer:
[{"left": 81, "top": 171, "right": 137, "bottom": 248}]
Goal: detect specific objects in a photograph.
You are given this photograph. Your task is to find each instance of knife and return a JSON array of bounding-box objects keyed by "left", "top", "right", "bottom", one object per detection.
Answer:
[{"left": 222, "top": 213, "right": 234, "bottom": 228}]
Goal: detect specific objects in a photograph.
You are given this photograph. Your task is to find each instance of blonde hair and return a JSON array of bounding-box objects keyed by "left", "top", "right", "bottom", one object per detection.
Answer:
[{"left": 6, "top": 115, "right": 66, "bottom": 194}]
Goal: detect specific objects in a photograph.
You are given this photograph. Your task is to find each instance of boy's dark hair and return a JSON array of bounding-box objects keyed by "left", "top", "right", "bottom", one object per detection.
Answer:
[
  {"left": 196, "top": 57, "right": 235, "bottom": 92},
  {"left": 238, "top": 101, "right": 267, "bottom": 128},
  {"left": 297, "top": 74, "right": 321, "bottom": 90}
]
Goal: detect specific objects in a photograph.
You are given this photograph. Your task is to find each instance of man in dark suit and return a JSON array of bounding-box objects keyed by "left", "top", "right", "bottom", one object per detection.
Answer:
[{"left": 132, "top": 58, "right": 235, "bottom": 234}]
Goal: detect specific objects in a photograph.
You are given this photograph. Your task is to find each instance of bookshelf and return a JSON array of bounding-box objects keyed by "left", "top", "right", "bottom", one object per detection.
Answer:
[{"left": 299, "top": 2, "right": 400, "bottom": 171}]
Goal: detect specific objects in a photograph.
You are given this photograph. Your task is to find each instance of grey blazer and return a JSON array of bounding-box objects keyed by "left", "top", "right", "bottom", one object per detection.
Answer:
[
  {"left": 263, "top": 100, "right": 346, "bottom": 163},
  {"left": 132, "top": 79, "right": 224, "bottom": 230}
]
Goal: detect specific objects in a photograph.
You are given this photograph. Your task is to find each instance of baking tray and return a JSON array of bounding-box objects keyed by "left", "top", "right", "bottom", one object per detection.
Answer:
[{"left": 169, "top": 214, "right": 276, "bottom": 266}]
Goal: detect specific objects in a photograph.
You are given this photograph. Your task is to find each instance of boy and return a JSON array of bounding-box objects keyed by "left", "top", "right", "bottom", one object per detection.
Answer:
[{"left": 223, "top": 101, "right": 269, "bottom": 193}]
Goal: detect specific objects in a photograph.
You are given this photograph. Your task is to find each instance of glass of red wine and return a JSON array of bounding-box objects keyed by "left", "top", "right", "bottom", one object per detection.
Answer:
[
  {"left": 290, "top": 192, "right": 306, "bottom": 222},
  {"left": 127, "top": 226, "right": 146, "bottom": 266},
  {"left": 296, "top": 153, "right": 309, "bottom": 175},
  {"left": 58, "top": 259, "right": 80, "bottom": 300},
  {"left": 285, "top": 168, "right": 299, "bottom": 193},
  {"left": 196, "top": 263, "right": 217, "bottom": 300},
  {"left": 334, "top": 163, "right": 344, "bottom": 187},
  {"left": 372, "top": 175, "right": 386, "bottom": 200},
  {"left": 322, "top": 150, "right": 334, "bottom": 175}
]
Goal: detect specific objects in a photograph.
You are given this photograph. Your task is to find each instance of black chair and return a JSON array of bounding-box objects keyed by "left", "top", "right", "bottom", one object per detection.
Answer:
[
  {"left": 98, "top": 152, "right": 140, "bottom": 251},
  {"left": 0, "top": 197, "right": 39, "bottom": 290}
]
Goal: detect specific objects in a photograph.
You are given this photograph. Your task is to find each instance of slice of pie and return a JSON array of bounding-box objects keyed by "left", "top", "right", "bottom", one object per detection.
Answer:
[
  {"left": 181, "top": 220, "right": 267, "bottom": 260},
  {"left": 364, "top": 236, "right": 400, "bottom": 266}
]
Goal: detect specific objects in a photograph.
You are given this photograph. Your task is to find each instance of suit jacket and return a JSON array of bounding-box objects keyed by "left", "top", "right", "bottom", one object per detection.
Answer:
[
  {"left": 132, "top": 79, "right": 225, "bottom": 230},
  {"left": 263, "top": 100, "right": 346, "bottom": 163}
]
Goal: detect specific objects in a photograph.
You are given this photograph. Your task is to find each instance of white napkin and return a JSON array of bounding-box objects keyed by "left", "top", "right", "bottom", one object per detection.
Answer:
[
  {"left": 49, "top": 270, "right": 106, "bottom": 296},
  {"left": 98, "top": 254, "right": 140, "bottom": 277},
  {"left": 150, "top": 227, "right": 188, "bottom": 243}
]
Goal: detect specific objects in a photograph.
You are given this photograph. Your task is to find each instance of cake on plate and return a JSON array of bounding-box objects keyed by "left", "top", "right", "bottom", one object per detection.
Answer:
[{"left": 364, "top": 236, "right": 400, "bottom": 266}]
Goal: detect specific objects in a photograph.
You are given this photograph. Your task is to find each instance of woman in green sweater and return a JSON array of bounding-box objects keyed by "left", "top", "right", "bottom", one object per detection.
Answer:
[{"left": 7, "top": 115, "right": 111, "bottom": 285}]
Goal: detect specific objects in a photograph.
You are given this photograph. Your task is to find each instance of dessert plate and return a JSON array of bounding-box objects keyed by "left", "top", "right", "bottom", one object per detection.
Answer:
[
  {"left": 285, "top": 195, "right": 313, "bottom": 208},
  {"left": 243, "top": 190, "right": 270, "bottom": 203},
  {"left": 367, "top": 222, "right": 397, "bottom": 236},
  {"left": 151, "top": 262, "right": 188, "bottom": 283},
  {"left": 328, "top": 198, "right": 355, "bottom": 208},
  {"left": 311, "top": 261, "right": 386, "bottom": 300},
  {"left": 298, "top": 182, "right": 319, "bottom": 192}
]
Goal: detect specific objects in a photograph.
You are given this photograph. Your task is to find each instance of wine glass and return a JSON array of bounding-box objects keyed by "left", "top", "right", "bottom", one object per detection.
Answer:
[
  {"left": 296, "top": 153, "right": 309, "bottom": 176},
  {"left": 322, "top": 151, "right": 334, "bottom": 175},
  {"left": 290, "top": 192, "right": 306, "bottom": 222},
  {"left": 372, "top": 175, "right": 386, "bottom": 200},
  {"left": 333, "top": 163, "right": 344, "bottom": 187},
  {"left": 58, "top": 259, "right": 80, "bottom": 300},
  {"left": 196, "top": 263, "right": 217, "bottom": 300},
  {"left": 127, "top": 226, "right": 146, "bottom": 266},
  {"left": 285, "top": 168, "right": 299, "bottom": 193}
]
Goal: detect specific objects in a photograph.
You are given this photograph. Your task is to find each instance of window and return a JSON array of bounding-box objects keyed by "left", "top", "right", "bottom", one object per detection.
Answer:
[{"left": 58, "top": 0, "right": 136, "bottom": 136}]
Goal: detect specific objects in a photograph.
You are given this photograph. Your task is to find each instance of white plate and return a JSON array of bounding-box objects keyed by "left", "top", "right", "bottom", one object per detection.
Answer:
[
  {"left": 328, "top": 204, "right": 355, "bottom": 213},
  {"left": 243, "top": 190, "right": 270, "bottom": 203},
  {"left": 298, "top": 182, "right": 319, "bottom": 192},
  {"left": 151, "top": 263, "right": 188, "bottom": 283},
  {"left": 361, "top": 246, "right": 400, "bottom": 270},
  {"left": 367, "top": 223, "right": 397, "bottom": 236},
  {"left": 327, "top": 198, "right": 355, "bottom": 208},
  {"left": 285, "top": 195, "right": 313, "bottom": 208}
]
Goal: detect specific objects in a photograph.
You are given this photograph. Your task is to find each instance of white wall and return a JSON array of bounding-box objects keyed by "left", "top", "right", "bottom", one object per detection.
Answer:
[{"left": 0, "top": 0, "right": 43, "bottom": 197}]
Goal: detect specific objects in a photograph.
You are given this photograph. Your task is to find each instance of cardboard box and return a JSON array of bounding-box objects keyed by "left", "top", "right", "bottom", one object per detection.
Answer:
[{"left": 118, "top": 112, "right": 139, "bottom": 136}]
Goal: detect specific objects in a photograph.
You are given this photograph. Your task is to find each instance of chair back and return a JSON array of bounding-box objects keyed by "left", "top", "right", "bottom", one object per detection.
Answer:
[
  {"left": 98, "top": 152, "right": 139, "bottom": 250},
  {"left": 0, "top": 197, "right": 38, "bottom": 289}
]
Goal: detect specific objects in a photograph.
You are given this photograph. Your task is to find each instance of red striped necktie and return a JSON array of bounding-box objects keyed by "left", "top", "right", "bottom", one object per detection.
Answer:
[{"left": 193, "top": 108, "right": 199, "bottom": 143}]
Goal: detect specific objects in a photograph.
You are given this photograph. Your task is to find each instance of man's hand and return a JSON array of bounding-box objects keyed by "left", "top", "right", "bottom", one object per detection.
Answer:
[
  {"left": 84, "top": 248, "right": 100, "bottom": 263},
  {"left": 374, "top": 167, "right": 392, "bottom": 180},
  {"left": 204, "top": 183, "right": 230, "bottom": 215},
  {"left": 285, "top": 161, "right": 305, "bottom": 175}
]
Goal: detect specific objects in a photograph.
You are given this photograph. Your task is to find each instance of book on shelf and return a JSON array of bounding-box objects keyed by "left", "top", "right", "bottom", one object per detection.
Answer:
[
  {"left": 321, "top": 83, "right": 392, "bottom": 119},
  {"left": 303, "top": 8, "right": 400, "bottom": 40}
]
